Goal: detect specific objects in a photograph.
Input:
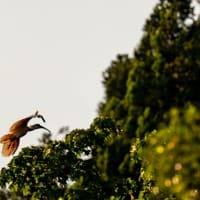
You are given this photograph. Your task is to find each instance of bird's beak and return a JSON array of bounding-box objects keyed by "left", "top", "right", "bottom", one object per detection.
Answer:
[{"left": 40, "top": 125, "right": 51, "bottom": 133}]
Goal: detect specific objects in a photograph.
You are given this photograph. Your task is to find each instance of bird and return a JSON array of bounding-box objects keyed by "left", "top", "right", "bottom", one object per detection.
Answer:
[{"left": 0, "top": 111, "right": 50, "bottom": 157}]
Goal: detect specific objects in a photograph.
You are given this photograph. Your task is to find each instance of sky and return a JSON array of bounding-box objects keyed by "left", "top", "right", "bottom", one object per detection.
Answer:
[{"left": 0, "top": 0, "right": 159, "bottom": 168}]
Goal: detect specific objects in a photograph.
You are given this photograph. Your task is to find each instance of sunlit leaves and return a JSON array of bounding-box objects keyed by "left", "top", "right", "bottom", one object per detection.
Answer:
[
  {"left": 143, "top": 105, "right": 200, "bottom": 199},
  {"left": 0, "top": 0, "right": 200, "bottom": 199}
]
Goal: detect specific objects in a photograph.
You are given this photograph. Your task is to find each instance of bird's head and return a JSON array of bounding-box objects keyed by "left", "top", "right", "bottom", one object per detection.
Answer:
[
  {"left": 33, "top": 111, "right": 46, "bottom": 122},
  {"left": 29, "top": 124, "right": 51, "bottom": 133}
]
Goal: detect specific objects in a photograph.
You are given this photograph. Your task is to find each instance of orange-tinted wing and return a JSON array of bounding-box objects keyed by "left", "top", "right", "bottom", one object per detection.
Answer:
[
  {"left": 2, "top": 138, "right": 20, "bottom": 156},
  {"left": 9, "top": 111, "right": 41, "bottom": 132},
  {"left": 9, "top": 116, "right": 33, "bottom": 132}
]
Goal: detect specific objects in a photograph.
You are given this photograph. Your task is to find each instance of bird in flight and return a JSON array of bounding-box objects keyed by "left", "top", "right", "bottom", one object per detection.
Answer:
[{"left": 0, "top": 111, "right": 50, "bottom": 157}]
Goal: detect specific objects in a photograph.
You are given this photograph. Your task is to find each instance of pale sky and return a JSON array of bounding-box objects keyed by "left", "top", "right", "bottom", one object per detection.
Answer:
[{"left": 0, "top": 1, "right": 158, "bottom": 168}]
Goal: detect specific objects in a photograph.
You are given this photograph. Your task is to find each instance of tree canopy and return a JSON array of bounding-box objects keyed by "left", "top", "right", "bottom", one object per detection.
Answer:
[{"left": 1, "top": 0, "right": 200, "bottom": 199}]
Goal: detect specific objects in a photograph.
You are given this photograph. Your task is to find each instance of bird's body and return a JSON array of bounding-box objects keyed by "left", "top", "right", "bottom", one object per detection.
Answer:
[{"left": 0, "top": 111, "right": 50, "bottom": 157}]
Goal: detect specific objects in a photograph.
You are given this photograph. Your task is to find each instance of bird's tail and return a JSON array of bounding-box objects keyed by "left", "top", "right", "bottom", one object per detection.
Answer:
[
  {"left": 0, "top": 134, "right": 20, "bottom": 156},
  {"left": 0, "top": 134, "right": 15, "bottom": 143}
]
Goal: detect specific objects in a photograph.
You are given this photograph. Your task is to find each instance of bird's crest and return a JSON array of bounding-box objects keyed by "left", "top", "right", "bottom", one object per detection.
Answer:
[
  {"left": 34, "top": 110, "right": 39, "bottom": 116},
  {"left": 33, "top": 110, "right": 46, "bottom": 122}
]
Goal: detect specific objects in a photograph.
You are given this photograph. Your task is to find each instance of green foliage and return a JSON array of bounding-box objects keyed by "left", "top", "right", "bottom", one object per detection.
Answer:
[
  {"left": 101, "top": 54, "right": 133, "bottom": 103},
  {"left": 0, "top": 190, "right": 9, "bottom": 200},
  {"left": 0, "top": 143, "right": 70, "bottom": 199},
  {"left": 1, "top": 0, "right": 200, "bottom": 199},
  {"left": 143, "top": 105, "right": 200, "bottom": 199},
  {"left": 0, "top": 118, "right": 142, "bottom": 199},
  {"left": 65, "top": 117, "right": 142, "bottom": 199},
  {"left": 100, "top": 0, "right": 200, "bottom": 139},
  {"left": 98, "top": 54, "right": 132, "bottom": 128}
]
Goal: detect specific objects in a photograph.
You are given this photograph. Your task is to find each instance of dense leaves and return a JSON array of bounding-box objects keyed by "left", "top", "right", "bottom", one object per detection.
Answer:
[
  {"left": 100, "top": 0, "right": 200, "bottom": 139},
  {"left": 143, "top": 105, "right": 200, "bottom": 199},
  {"left": 0, "top": 118, "right": 142, "bottom": 199},
  {"left": 1, "top": 0, "right": 200, "bottom": 199}
]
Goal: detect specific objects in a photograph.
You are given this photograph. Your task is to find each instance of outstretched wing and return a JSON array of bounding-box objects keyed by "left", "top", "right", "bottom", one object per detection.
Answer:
[
  {"left": 9, "top": 116, "right": 33, "bottom": 132},
  {"left": 9, "top": 111, "right": 46, "bottom": 132},
  {"left": 2, "top": 138, "right": 20, "bottom": 156}
]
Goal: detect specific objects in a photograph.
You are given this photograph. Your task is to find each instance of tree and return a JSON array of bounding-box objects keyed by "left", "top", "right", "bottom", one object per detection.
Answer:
[
  {"left": 98, "top": 54, "right": 133, "bottom": 130},
  {"left": 0, "top": 118, "right": 142, "bottom": 199},
  {"left": 1, "top": 0, "right": 200, "bottom": 199},
  {"left": 142, "top": 105, "right": 200, "bottom": 199},
  {"left": 100, "top": 0, "right": 200, "bottom": 139}
]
